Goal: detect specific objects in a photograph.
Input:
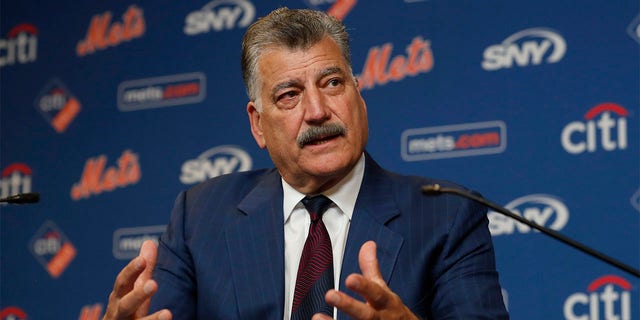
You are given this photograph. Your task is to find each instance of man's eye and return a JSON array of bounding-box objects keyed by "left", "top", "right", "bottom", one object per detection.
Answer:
[
  {"left": 279, "top": 91, "right": 297, "bottom": 99},
  {"left": 275, "top": 91, "right": 300, "bottom": 109},
  {"left": 327, "top": 78, "right": 343, "bottom": 87}
]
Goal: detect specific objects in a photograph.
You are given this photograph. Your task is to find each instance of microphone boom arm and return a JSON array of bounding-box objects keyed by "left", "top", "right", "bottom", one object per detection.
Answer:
[
  {"left": 422, "top": 184, "right": 640, "bottom": 278},
  {"left": 0, "top": 192, "right": 40, "bottom": 204}
]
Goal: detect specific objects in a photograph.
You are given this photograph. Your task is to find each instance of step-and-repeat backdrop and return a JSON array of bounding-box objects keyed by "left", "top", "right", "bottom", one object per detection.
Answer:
[{"left": 2, "top": 0, "right": 639, "bottom": 318}]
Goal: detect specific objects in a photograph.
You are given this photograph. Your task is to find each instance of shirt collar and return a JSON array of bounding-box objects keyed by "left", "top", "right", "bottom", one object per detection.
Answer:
[{"left": 282, "top": 153, "right": 365, "bottom": 223}]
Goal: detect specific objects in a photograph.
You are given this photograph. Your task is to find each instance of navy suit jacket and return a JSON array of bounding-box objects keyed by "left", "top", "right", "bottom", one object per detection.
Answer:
[{"left": 150, "top": 154, "right": 509, "bottom": 319}]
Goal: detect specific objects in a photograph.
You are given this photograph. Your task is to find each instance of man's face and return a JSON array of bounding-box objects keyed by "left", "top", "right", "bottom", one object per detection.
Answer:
[{"left": 247, "top": 36, "right": 369, "bottom": 194}]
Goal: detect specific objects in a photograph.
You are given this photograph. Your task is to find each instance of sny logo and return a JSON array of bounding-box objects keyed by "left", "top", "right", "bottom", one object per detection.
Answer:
[
  {"left": 357, "top": 36, "right": 434, "bottom": 90},
  {"left": 35, "top": 79, "right": 82, "bottom": 133},
  {"left": 1, "top": 163, "right": 32, "bottom": 204},
  {"left": 29, "top": 220, "right": 77, "bottom": 278},
  {"left": 482, "top": 28, "right": 566, "bottom": 71},
  {"left": 77, "top": 5, "right": 145, "bottom": 57},
  {"left": 180, "top": 145, "right": 252, "bottom": 184},
  {"left": 71, "top": 149, "right": 141, "bottom": 200},
  {"left": 184, "top": 0, "right": 255, "bottom": 35},
  {"left": 561, "top": 103, "right": 628, "bottom": 155},
  {"left": 564, "top": 275, "right": 632, "bottom": 320},
  {"left": 0, "top": 23, "right": 37, "bottom": 68},
  {"left": 627, "top": 14, "right": 640, "bottom": 44},
  {"left": 631, "top": 188, "right": 640, "bottom": 213},
  {"left": 488, "top": 194, "right": 569, "bottom": 236}
]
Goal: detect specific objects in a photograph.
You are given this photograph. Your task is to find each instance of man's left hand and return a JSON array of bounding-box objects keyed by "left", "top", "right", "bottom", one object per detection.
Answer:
[{"left": 312, "top": 241, "right": 420, "bottom": 320}]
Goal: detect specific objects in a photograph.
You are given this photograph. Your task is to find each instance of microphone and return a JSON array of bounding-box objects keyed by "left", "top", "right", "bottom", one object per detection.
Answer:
[
  {"left": 0, "top": 192, "right": 40, "bottom": 204},
  {"left": 422, "top": 184, "right": 640, "bottom": 278}
]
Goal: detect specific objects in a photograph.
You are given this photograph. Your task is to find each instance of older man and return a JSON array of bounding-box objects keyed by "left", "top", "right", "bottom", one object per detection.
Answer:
[{"left": 103, "top": 8, "right": 508, "bottom": 320}]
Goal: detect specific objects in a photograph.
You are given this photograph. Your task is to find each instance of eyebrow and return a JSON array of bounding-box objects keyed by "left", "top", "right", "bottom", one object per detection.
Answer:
[
  {"left": 271, "top": 79, "right": 301, "bottom": 98},
  {"left": 318, "top": 66, "right": 346, "bottom": 79}
]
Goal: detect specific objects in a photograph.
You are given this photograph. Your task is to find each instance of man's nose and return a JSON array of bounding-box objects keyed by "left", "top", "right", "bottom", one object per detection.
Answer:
[{"left": 302, "top": 88, "right": 331, "bottom": 123}]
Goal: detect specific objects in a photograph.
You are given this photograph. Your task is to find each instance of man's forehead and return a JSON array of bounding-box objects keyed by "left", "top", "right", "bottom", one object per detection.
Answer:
[
  {"left": 259, "top": 53, "right": 347, "bottom": 84},
  {"left": 260, "top": 39, "right": 346, "bottom": 70}
]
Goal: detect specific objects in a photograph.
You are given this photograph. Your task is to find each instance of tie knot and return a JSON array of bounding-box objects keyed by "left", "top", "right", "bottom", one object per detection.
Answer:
[{"left": 301, "top": 195, "right": 333, "bottom": 222}]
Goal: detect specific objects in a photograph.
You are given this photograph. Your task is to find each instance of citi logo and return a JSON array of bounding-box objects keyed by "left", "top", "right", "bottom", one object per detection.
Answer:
[
  {"left": 304, "top": 0, "right": 357, "bottom": 20},
  {"left": 35, "top": 79, "right": 82, "bottom": 133},
  {"left": 564, "top": 275, "right": 633, "bottom": 320},
  {"left": 357, "top": 36, "right": 434, "bottom": 90},
  {"left": 0, "top": 23, "right": 37, "bottom": 68},
  {"left": 184, "top": 0, "right": 255, "bottom": 35},
  {"left": 0, "top": 307, "right": 27, "bottom": 320},
  {"left": 488, "top": 194, "right": 569, "bottom": 236},
  {"left": 561, "top": 103, "right": 628, "bottom": 154},
  {"left": 1, "top": 163, "right": 32, "bottom": 203},
  {"left": 482, "top": 28, "right": 566, "bottom": 71},
  {"left": 401, "top": 121, "right": 506, "bottom": 161},
  {"left": 180, "top": 145, "right": 252, "bottom": 185},
  {"left": 113, "top": 225, "right": 165, "bottom": 259},
  {"left": 29, "top": 220, "right": 77, "bottom": 278}
]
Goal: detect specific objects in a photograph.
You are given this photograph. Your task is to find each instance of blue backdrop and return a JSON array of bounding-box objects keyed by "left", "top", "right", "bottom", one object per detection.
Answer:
[{"left": 1, "top": 0, "right": 639, "bottom": 319}]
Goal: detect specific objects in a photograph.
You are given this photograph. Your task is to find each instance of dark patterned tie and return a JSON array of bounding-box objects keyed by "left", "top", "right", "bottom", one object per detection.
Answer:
[{"left": 291, "top": 195, "right": 334, "bottom": 320}]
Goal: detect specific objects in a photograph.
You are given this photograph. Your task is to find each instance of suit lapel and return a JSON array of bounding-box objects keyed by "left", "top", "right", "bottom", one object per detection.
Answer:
[
  {"left": 338, "top": 155, "right": 404, "bottom": 318},
  {"left": 227, "top": 170, "right": 285, "bottom": 319},
  {"left": 222, "top": 156, "right": 402, "bottom": 319}
]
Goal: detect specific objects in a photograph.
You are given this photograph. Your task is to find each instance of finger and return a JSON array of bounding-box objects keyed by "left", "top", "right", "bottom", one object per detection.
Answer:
[
  {"left": 139, "top": 240, "right": 158, "bottom": 280},
  {"left": 112, "top": 256, "right": 146, "bottom": 297},
  {"left": 325, "top": 289, "right": 375, "bottom": 319},
  {"left": 358, "top": 241, "right": 383, "bottom": 283},
  {"left": 344, "top": 273, "right": 391, "bottom": 310},
  {"left": 117, "top": 279, "right": 157, "bottom": 315},
  {"left": 311, "top": 313, "right": 333, "bottom": 320},
  {"left": 132, "top": 240, "right": 159, "bottom": 317},
  {"left": 152, "top": 309, "right": 172, "bottom": 320},
  {"left": 136, "top": 309, "right": 172, "bottom": 320}
]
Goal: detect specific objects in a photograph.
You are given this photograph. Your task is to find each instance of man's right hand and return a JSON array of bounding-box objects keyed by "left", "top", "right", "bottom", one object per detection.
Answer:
[{"left": 103, "top": 240, "right": 172, "bottom": 320}]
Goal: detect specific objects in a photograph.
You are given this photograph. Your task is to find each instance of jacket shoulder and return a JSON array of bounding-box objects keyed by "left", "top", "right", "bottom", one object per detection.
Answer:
[{"left": 183, "top": 168, "right": 278, "bottom": 207}]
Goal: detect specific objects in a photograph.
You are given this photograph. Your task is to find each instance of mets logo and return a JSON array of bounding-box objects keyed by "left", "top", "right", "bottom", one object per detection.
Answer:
[{"left": 304, "top": 0, "right": 357, "bottom": 20}]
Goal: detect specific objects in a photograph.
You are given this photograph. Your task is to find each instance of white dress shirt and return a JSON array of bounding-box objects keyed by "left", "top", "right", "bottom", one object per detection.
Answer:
[{"left": 282, "top": 154, "right": 365, "bottom": 320}]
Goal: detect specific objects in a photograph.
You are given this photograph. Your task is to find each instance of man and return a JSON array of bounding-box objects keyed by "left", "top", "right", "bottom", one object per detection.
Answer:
[{"left": 103, "top": 8, "right": 508, "bottom": 320}]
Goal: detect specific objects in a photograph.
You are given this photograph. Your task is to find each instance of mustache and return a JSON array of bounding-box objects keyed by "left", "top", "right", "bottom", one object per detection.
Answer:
[{"left": 297, "top": 123, "right": 347, "bottom": 147}]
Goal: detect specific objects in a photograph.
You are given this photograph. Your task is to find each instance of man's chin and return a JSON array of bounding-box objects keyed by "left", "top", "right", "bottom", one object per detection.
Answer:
[{"left": 303, "top": 156, "right": 355, "bottom": 178}]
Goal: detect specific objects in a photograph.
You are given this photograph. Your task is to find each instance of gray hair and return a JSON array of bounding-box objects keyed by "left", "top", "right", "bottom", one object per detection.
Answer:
[{"left": 241, "top": 7, "right": 352, "bottom": 107}]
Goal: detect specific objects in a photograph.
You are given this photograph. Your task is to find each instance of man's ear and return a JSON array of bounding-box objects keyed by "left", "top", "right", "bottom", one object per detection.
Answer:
[{"left": 247, "top": 101, "right": 267, "bottom": 149}]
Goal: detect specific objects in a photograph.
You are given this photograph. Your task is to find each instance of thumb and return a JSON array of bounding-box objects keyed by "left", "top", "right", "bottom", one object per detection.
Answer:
[
  {"left": 358, "top": 241, "right": 383, "bottom": 282},
  {"left": 139, "top": 240, "right": 158, "bottom": 279}
]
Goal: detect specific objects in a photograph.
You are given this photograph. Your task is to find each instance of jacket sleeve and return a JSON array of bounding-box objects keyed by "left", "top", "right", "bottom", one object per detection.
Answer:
[
  {"left": 149, "top": 191, "right": 197, "bottom": 317},
  {"left": 429, "top": 194, "right": 509, "bottom": 320}
]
